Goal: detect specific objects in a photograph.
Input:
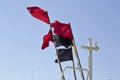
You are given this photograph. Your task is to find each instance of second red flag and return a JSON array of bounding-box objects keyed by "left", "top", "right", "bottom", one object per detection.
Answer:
[{"left": 27, "top": 6, "right": 50, "bottom": 24}]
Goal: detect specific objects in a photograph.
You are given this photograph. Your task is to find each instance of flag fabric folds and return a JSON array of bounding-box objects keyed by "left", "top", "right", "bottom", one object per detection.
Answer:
[
  {"left": 27, "top": 6, "right": 50, "bottom": 24},
  {"left": 53, "top": 35, "right": 72, "bottom": 48},
  {"left": 41, "top": 30, "right": 53, "bottom": 49},
  {"left": 50, "top": 20, "right": 73, "bottom": 39},
  {"left": 55, "top": 48, "right": 73, "bottom": 63}
]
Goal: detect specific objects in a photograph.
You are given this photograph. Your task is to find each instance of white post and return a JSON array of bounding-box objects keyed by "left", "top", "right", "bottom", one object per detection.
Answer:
[
  {"left": 81, "top": 38, "right": 99, "bottom": 80},
  {"left": 88, "top": 38, "right": 92, "bottom": 80}
]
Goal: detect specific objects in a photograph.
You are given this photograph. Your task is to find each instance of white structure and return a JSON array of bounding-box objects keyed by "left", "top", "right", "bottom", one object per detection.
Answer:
[
  {"left": 81, "top": 38, "right": 99, "bottom": 80},
  {"left": 61, "top": 38, "right": 99, "bottom": 80}
]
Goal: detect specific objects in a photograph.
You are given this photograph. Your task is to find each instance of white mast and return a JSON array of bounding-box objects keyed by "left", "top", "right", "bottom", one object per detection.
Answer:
[{"left": 81, "top": 38, "right": 99, "bottom": 80}]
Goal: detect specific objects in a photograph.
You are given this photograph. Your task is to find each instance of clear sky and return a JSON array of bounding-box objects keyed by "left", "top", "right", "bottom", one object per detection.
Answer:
[{"left": 0, "top": 0, "right": 120, "bottom": 80}]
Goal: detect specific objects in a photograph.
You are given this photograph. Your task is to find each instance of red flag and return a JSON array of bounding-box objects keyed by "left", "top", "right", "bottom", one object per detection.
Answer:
[
  {"left": 50, "top": 20, "right": 73, "bottom": 39},
  {"left": 41, "top": 30, "right": 53, "bottom": 49},
  {"left": 27, "top": 6, "right": 50, "bottom": 24}
]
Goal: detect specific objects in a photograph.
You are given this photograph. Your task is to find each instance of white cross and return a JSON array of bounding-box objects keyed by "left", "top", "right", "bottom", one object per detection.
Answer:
[{"left": 81, "top": 38, "right": 99, "bottom": 80}]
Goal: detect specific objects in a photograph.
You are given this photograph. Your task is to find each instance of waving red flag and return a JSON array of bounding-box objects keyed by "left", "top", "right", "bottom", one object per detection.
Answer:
[
  {"left": 50, "top": 20, "right": 73, "bottom": 39},
  {"left": 41, "top": 30, "right": 53, "bottom": 49},
  {"left": 27, "top": 6, "right": 50, "bottom": 24}
]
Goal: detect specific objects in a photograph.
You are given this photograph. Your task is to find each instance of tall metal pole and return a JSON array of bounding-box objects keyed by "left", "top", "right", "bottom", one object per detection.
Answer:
[
  {"left": 72, "top": 57, "right": 77, "bottom": 80},
  {"left": 88, "top": 38, "right": 92, "bottom": 80},
  {"left": 47, "top": 11, "right": 65, "bottom": 80},
  {"left": 81, "top": 38, "right": 99, "bottom": 80},
  {"left": 50, "top": 28, "right": 65, "bottom": 80},
  {"left": 69, "top": 23, "right": 85, "bottom": 80},
  {"left": 73, "top": 40, "right": 85, "bottom": 80},
  {"left": 54, "top": 44, "right": 65, "bottom": 80}
]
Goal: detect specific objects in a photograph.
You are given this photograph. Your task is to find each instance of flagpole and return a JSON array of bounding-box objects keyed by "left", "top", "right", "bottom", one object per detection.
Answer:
[
  {"left": 72, "top": 57, "right": 77, "bottom": 80},
  {"left": 54, "top": 41, "right": 65, "bottom": 80},
  {"left": 47, "top": 11, "right": 65, "bottom": 80},
  {"left": 69, "top": 23, "right": 85, "bottom": 80},
  {"left": 50, "top": 28, "right": 65, "bottom": 80}
]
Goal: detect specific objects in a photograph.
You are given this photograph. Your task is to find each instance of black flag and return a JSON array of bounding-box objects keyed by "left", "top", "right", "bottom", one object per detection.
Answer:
[
  {"left": 55, "top": 48, "right": 73, "bottom": 63},
  {"left": 53, "top": 35, "right": 72, "bottom": 48}
]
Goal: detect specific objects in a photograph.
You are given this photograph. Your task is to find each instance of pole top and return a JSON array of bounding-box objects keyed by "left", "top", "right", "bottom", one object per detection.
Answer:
[{"left": 81, "top": 38, "right": 100, "bottom": 51}]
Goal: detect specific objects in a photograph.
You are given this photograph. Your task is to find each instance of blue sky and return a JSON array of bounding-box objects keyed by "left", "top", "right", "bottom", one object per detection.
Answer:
[{"left": 0, "top": 0, "right": 120, "bottom": 80}]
